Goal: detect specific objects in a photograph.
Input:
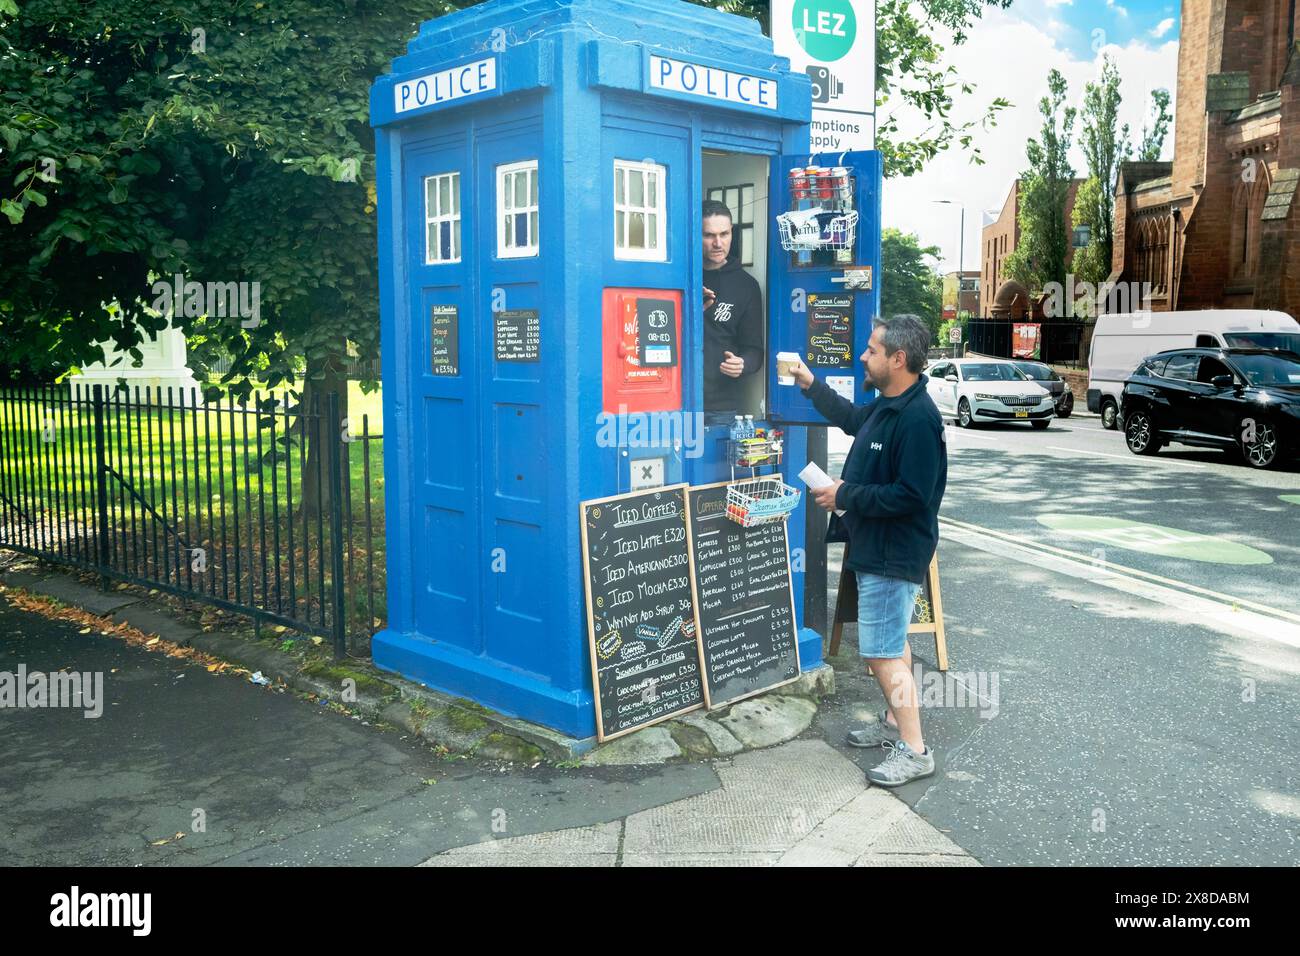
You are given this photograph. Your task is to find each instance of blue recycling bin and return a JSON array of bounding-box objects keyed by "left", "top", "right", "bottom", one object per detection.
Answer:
[{"left": 369, "top": 0, "right": 881, "bottom": 739}]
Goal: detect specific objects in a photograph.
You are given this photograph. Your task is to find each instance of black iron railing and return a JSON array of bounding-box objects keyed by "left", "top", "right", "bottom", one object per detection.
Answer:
[
  {"left": 0, "top": 385, "right": 385, "bottom": 657},
  {"left": 965, "top": 319, "right": 1089, "bottom": 368}
]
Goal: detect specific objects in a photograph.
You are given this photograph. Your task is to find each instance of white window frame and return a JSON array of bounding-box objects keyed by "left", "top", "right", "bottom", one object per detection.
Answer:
[
  {"left": 424, "top": 172, "right": 462, "bottom": 265},
  {"left": 496, "top": 160, "right": 539, "bottom": 258},
  {"left": 614, "top": 159, "right": 667, "bottom": 262}
]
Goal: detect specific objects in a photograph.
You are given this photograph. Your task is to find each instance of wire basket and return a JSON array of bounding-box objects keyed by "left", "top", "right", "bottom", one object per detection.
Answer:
[
  {"left": 777, "top": 210, "right": 859, "bottom": 251},
  {"left": 725, "top": 476, "right": 802, "bottom": 528}
]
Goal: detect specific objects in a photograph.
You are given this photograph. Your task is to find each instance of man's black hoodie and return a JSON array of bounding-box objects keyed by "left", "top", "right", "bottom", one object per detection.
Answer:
[
  {"left": 802, "top": 374, "right": 947, "bottom": 585},
  {"left": 703, "top": 256, "right": 764, "bottom": 411}
]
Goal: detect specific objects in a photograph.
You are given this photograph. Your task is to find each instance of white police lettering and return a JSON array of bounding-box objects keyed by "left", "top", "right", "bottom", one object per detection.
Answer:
[
  {"left": 649, "top": 55, "right": 776, "bottom": 110},
  {"left": 712, "top": 301, "right": 734, "bottom": 323},
  {"left": 395, "top": 58, "right": 496, "bottom": 114}
]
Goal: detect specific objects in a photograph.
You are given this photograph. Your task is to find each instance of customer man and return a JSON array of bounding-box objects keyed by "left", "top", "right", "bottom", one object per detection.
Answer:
[
  {"left": 788, "top": 315, "right": 947, "bottom": 787},
  {"left": 701, "top": 199, "right": 764, "bottom": 412}
]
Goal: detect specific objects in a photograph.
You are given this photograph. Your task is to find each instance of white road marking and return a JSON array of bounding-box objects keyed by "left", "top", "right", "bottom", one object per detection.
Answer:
[
  {"left": 1043, "top": 445, "right": 1208, "bottom": 469},
  {"left": 939, "top": 514, "right": 1300, "bottom": 629}
]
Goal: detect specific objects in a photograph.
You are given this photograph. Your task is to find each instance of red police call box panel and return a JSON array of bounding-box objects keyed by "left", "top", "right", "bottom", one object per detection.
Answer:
[{"left": 602, "top": 288, "right": 683, "bottom": 414}]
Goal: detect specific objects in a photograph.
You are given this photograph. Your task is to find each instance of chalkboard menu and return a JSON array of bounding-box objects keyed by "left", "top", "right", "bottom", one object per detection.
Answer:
[
  {"left": 430, "top": 305, "right": 459, "bottom": 376},
  {"left": 494, "top": 308, "right": 540, "bottom": 362},
  {"left": 687, "top": 482, "right": 800, "bottom": 708},
  {"left": 580, "top": 486, "right": 704, "bottom": 740},
  {"left": 806, "top": 293, "right": 854, "bottom": 369}
]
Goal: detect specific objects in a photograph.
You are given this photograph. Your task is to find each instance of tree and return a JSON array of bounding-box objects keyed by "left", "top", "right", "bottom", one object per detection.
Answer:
[
  {"left": 1004, "top": 69, "right": 1076, "bottom": 296},
  {"left": 1076, "top": 56, "right": 1130, "bottom": 284},
  {"left": 700, "top": 0, "right": 1013, "bottom": 178},
  {"left": 880, "top": 227, "right": 944, "bottom": 338},
  {"left": 1070, "top": 176, "right": 1110, "bottom": 291},
  {"left": 0, "top": 0, "right": 464, "bottom": 510},
  {"left": 1138, "top": 88, "right": 1173, "bottom": 161}
]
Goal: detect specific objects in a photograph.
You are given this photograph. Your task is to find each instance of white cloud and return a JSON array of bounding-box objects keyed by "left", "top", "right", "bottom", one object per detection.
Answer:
[
  {"left": 1044, "top": 0, "right": 1073, "bottom": 6},
  {"left": 1150, "top": 17, "right": 1176, "bottom": 38},
  {"left": 880, "top": 7, "right": 1179, "bottom": 276},
  {"left": 1107, "top": 0, "right": 1130, "bottom": 17}
]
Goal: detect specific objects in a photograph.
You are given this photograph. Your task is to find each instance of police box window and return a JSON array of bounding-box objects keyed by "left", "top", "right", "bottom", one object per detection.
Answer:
[
  {"left": 614, "top": 160, "right": 666, "bottom": 261},
  {"left": 497, "top": 160, "right": 539, "bottom": 258},
  {"left": 424, "top": 172, "right": 461, "bottom": 264}
]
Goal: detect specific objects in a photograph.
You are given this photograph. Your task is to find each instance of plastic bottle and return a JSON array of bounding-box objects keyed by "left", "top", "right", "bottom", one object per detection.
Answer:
[
  {"left": 744, "top": 415, "right": 755, "bottom": 438},
  {"left": 731, "top": 415, "right": 744, "bottom": 442}
]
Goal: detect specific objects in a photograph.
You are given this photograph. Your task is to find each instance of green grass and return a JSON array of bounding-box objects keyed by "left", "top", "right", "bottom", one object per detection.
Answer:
[{"left": 0, "top": 380, "right": 388, "bottom": 642}]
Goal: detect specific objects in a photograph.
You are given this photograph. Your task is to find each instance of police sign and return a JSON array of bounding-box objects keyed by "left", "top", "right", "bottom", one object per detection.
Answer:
[
  {"left": 648, "top": 55, "right": 777, "bottom": 110},
  {"left": 395, "top": 57, "right": 497, "bottom": 114}
]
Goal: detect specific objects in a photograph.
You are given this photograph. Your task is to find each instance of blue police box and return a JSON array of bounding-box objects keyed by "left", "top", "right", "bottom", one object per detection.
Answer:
[{"left": 369, "top": 0, "right": 882, "bottom": 739}]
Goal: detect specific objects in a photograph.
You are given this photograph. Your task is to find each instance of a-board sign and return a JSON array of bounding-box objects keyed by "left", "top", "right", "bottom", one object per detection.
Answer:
[
  {"left": 494, "top": 308, "right": 540, "bottom": 362},
  {"left": 686, "top": 482, "right": 800, "bottom": 708},
  {"left": 806, "top": 293, "right": 854, "bottom": 369},
  {"left": 580, "top": 486, "right": 704, "bottom": 740},
  {"left": 430, "top": 304, "right": 459, "bottom": 376}
]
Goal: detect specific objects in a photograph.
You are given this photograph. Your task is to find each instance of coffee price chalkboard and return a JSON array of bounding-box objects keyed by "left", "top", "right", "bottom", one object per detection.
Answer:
[
  {"left": 687, "top": 482, "right": 800, "bottom": 708},
  {"left": 806, "top": 293, "right": 853, "bottom": 369},
  {"left": 430, "top": 304, "right": 459, "bottom": 376},
  {"left": 581, "top": 486, "right": 704, "bottom": 740},
  {"left": 494, "top": 308, "right": 540, "bottom": 362}
]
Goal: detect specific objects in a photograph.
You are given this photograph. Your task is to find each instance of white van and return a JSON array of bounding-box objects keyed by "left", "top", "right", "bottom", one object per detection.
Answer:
[{"left": 1086, "top": 309, "right": 1300, "bottom": 428}]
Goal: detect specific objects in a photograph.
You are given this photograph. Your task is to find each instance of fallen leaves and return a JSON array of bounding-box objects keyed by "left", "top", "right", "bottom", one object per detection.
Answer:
[{"left": 0, "top": 584, "right": 246, "bottom": 674}]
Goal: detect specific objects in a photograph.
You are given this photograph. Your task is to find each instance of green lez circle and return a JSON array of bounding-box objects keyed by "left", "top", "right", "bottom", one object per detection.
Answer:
[{"left": 792, "top": 0, "right": 857, "bottom": 62}]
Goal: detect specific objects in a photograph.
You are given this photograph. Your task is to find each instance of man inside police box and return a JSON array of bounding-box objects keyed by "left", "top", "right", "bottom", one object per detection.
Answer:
[
  {"left": 786, "top": 315, "right": 948, "bottom": 787},
  {"left": 701, "top": 199, "right": 764, "bottom": 412}
]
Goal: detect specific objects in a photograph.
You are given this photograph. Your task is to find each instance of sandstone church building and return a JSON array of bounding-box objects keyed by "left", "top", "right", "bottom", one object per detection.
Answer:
[{"left": 1111, "top": 0, "right": 1300, "bottom": 318}]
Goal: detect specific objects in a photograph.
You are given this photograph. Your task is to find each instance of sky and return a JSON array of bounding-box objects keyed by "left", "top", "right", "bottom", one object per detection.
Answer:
[{"left": 879, "top": 0, "right": 1182, "bottom": 275}]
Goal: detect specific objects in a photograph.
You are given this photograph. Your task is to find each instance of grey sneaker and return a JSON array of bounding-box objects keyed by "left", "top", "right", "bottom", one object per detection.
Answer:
[
  {"left": 866, "top": 740, "right": 936, "bottom": 787},
  {"left": 845, "top": 710, "right": 900, "bottom": 748}
]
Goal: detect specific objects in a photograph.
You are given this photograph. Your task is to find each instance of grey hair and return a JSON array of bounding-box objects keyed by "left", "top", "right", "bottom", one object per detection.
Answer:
[{"left": 876, "top": 314, "right": 931, "bottom": 374}]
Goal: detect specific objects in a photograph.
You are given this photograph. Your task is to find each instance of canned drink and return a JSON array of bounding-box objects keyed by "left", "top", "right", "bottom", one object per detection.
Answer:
[
  {"left": 832, "top": 166, "right": 852, "bottom": 203},
  {"left": 788, "top": 168, "right": 807, "bottom": 201},
  {"left": 815, "top": 166, "right": 834, "bottom": 200},
  {"left": 805, "top": 166, "right": 822, "bottom": 200}
]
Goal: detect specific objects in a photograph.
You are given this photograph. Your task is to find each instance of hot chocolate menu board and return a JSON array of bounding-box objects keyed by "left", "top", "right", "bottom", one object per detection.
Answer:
[
  {"left": 580, "top": 486, "right": 704, "bottom": 741},
  {"left": 686, "top": 482, "right": 801, "bottom": 708},
  {"left": 430, "top": 305, "right": 459, "bottom": 376}
]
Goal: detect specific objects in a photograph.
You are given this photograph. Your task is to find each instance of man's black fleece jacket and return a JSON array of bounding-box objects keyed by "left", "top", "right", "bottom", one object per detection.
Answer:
[{"left": 802, "top": 374, "right": 948, "bottom": 585}]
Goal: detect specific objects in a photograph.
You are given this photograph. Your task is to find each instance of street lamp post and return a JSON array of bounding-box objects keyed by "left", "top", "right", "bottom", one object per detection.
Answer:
[{"left": 934, "top": 198, "right": 966, "bottom": 356}]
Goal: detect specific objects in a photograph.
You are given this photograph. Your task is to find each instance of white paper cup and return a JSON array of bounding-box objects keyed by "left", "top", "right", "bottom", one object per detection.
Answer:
[{"left": 776, "top": 351, "right": 799, "bottom": 385}]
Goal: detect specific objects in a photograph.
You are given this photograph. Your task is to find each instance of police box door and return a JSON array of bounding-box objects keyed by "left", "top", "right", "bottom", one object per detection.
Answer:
[{"left": 766, "top": 150, "right": 882, "bottom": 425}]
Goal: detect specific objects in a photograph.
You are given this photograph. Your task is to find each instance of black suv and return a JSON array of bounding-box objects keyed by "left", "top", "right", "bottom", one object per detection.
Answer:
[{"left": 1120, "top": 348, "right": 1300, "bottom": 469}]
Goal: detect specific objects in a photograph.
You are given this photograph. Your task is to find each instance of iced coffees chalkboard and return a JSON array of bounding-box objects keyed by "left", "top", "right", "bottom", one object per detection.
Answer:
[
  {"left": 580, "top": 486, "right": 704, "bottom": 740},
  {"left": 687, "top": 482, "right": 801, "bottom": 708}
]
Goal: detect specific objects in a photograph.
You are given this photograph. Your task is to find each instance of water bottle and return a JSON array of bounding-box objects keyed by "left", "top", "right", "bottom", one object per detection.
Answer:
[
  {"left": 744, "top": 415, "right": 755, "bottom": 438},
  {"left": 731, "top": 415, "right": 744, "bottom": 443}
]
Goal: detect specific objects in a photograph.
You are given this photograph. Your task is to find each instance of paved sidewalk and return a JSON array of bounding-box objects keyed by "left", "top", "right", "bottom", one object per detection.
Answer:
[
  {"left": 423, "top": 739, "right": 977, "bottom": 866},
  {"left": 0, "top": 589, "right": 976, "bottom": 866}
]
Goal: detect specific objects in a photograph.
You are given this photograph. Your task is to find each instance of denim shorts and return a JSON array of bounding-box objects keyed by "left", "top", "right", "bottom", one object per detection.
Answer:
[{"left": 855, "top": 572, "right": 921, "bottom": 659}]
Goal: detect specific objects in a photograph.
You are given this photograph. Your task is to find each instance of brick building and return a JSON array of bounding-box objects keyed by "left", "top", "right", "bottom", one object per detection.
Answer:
[
  {"left": 1111, "top": 0, "right": 1300, "bottom": 317},
  {"left": 980, "top": 178, "right": 1085, "bottom": 317},
  {"left": 942, "top": 271, "right": 981, "bottom": 319}
]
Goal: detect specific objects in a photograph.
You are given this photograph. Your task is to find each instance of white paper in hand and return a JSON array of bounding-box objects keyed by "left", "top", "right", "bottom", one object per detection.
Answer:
[{"left": 798, "top": 462, "right": 845, "bottom": 517}]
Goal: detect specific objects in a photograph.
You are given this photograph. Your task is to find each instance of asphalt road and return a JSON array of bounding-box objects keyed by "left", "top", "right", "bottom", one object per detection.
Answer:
[
  {"left": 825, "top": 411, "right": 1300, "bottom": 865},
  {"left": 937, "top": 415, "right": 1300, "bottom": 615}
]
